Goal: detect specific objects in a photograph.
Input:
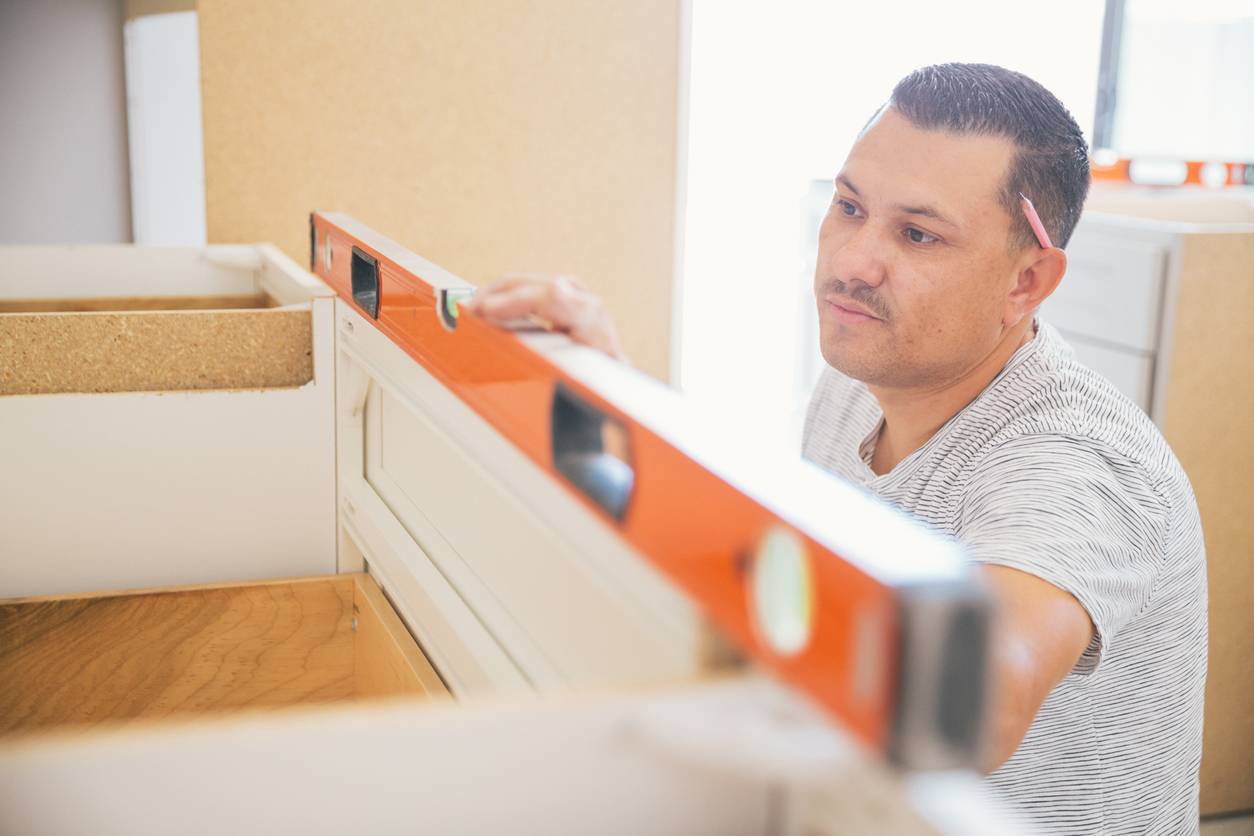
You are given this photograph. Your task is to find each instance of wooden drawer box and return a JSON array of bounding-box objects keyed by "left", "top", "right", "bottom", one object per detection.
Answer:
[{"left": 0, "top": 572, "right": 446, "bottom": 740}]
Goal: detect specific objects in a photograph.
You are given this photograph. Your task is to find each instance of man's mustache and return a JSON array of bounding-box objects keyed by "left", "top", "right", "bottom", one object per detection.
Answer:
[{"left": 821, "top": 279, "right": 891, "bottom": 321}]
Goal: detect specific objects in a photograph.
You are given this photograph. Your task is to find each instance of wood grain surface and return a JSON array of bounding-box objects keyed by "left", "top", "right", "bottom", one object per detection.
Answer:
[
  {"left": 0, "top": 577, "right": 358, "bottom": 736},
  {"left": 353, "top": 573, "right": 449, "bottom": 700}
]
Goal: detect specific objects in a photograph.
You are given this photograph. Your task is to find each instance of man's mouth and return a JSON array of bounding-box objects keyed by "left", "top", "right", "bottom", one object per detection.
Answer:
[{"left": 825, "top": 297, "right": 883, "bottom": 324}]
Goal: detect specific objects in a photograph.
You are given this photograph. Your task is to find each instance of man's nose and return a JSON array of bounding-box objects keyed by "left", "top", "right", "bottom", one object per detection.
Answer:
[{"left": 824, "top": 224, "right": 887, "bottom": 289}]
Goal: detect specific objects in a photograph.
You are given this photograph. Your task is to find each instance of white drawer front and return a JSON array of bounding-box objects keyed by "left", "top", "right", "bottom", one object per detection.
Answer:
[
  {"left": 368, "top": 384, "right": 706, "bottom": 688},
  {"left": 333, "top": 300, "right": 709, "bottom": 697},
  {"left": 1060, "top": 331, "right": 1155, "bottom": 413},
  {"left": 1044, "top": 231, "right": 1167, "bottom": 353}
]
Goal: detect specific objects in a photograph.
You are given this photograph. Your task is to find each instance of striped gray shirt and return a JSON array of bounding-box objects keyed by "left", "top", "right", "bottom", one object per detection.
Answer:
[{"left": 802, "top": 320, "right": 1207, "bottom": 835}]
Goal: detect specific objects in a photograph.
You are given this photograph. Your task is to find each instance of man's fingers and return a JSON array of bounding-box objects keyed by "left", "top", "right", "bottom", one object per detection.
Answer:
[
  {"left": 462, "top": 273, "right": 625, "bottom": 361},
  {"left": 476, "top": 283, "right": 564, "bottom": 324},
  {"left": 464, "top": 275, "right": 551, "bottom": 314}
]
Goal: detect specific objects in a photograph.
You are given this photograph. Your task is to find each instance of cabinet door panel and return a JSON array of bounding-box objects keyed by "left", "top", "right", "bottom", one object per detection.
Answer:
[{"left": 1044, "top": 231, "right": 1166, "bottom": 353}]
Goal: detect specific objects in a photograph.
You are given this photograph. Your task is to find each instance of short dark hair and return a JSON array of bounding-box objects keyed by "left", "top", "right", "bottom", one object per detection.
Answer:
[{"left": 887, "top": 63, "right": 1090, "bottom": 250}]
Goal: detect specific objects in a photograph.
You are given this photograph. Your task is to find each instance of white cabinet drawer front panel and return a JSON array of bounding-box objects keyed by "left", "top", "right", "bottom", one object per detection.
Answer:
[
  {"left": 1059, "top": 330, "right": 1155, "bottom": 413},
  {"left": 332, "top": 300, "right": 707, "bottom": 693},
  {"left": 368, "top": 383, "right": 703, "bottom": 688},
  {"left": 1044, "top": 231, "right": 1167, "bottom": 352},
  {"left": 338, "top": 481, "right": 528, "bottom": 697}
]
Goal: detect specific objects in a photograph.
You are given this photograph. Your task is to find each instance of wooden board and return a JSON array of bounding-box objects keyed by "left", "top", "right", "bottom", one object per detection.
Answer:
[
  {"left": 0, "top": 293, "right": 275, "bottom": 313},
  {"left": 353, "top": 572, "right": 448, "bottom": 700},
  {"left": 0, "top": 573, "right": 447, "bottom": 739},
  {"left": 0, "top": 306, "right": 312, "bottom": 395},
  {"left": 0, "top": 577, "right": 356, "bottom": 736},
  {"left": 197, "top": 0, "right": 683, "bottom": 382},
  {"left": 1162, "top": 229, "right": 1254, "bottom": 815}
]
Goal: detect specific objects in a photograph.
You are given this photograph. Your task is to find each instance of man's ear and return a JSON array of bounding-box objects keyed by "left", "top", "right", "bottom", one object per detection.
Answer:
[{"left": 1006, "top": 247, "right": 1067, "bottom": 324}]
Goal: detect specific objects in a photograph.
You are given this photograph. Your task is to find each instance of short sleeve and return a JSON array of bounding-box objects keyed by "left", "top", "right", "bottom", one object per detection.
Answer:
[{"left": 958, "top": 434, "right": 1168, "bottom": 675}]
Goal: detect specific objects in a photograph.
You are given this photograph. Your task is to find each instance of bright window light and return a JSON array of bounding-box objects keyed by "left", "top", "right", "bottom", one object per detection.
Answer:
[{"left": 678, "top": 1, "right": 1105, "bottom": 450}]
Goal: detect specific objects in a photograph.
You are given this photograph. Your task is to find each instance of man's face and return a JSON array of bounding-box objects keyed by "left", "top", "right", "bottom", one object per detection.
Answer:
[{"left": 815, "top": 107, "right": 1025, "bottom": 389}]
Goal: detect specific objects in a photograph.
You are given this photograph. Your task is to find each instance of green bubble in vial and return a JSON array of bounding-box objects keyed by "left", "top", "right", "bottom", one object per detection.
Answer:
[{"left": 444, "top": 288, "right": 473, "bottom": 322}]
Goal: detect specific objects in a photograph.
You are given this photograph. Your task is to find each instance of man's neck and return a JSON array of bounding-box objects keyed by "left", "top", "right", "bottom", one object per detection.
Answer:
[{"left": 867, "top": 321, "right": 1036, "bottom": 476}]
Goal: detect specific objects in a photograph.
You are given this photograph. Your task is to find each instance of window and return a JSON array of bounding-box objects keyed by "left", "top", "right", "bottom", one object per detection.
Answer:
[
  {"left": 1103, "top": 0, "right": 1254, "bottom": 160},
  {"left": 679, "top": 2, "right": 1106, "bottom": 449}
]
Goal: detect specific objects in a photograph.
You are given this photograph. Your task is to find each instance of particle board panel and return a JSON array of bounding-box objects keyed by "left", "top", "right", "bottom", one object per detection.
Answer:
[
  {"left": 0, "top": 293, "right": 274, "bottom": 313},
  {"left": 0, "top": 306, "right": 313, "bottom": 395},
  {"left": 1160, "top": 230, "right": 1254, "bottom": 816},
  {"left": 197, "top": 0, "right": 682, "bottom": 382}
]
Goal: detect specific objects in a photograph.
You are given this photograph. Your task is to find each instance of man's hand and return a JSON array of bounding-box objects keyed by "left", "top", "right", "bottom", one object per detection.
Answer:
[{"left": 462, "top": 273, "right": 628, "bottom": 363}]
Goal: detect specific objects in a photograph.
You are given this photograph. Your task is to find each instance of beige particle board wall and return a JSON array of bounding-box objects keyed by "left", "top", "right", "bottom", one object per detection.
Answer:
[
  {"left": 1160, "top": 229, "right": 1254, "bottom": 816},
  {"left": 198, "top": 0, "right": 683, "bottom": 382}
]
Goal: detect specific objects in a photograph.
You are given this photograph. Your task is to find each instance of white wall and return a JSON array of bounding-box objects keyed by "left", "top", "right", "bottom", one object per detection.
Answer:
[
  {"left": 0, "top": 0, "right": 133, "bottom": 244},
  {"left": 124, "top": 11, "right": 206, "bottom": 245}
]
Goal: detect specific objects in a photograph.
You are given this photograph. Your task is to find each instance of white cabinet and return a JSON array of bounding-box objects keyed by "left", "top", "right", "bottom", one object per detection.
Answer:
[
  {"left": 0, "top": 244, "right": 337, "bottom": 598},
  {"left": 1042, "top": 215, "right": 1172, "bottom": 417}
]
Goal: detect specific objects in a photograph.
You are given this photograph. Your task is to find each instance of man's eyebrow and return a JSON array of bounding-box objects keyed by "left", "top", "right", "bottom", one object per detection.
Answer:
[
  {"left": 835, "top": 174, "right": 958, "bottom": 229},
  {"left": 896, "top": 203, "right": 957, "bottom": 228}
]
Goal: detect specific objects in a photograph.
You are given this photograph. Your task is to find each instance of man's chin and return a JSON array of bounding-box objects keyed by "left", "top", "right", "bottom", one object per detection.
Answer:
[{"left": 820, "top": 346, "right": 883, "bottom": 384}]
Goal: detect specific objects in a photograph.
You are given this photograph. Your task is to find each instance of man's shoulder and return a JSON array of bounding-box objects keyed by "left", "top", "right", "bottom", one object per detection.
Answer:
[
  {"left": 981, "top": 325, "right": 1187, "bottom": 492},
  {"left": 956, "top": 330, "right": 1204, "bottom": 554}
]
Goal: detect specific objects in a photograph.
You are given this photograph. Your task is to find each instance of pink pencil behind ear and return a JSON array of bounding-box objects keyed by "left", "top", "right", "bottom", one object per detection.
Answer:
[{"left": 1019, "top": 193, "right": 1054, "bottom": 249}]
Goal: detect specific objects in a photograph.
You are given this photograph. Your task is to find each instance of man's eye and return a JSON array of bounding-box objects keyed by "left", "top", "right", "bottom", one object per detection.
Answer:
[
  {"left": 905, "top": 227, "right": 938, "bottom": 245},
  {"left": 836, "top": 199, "right": 859, "bottom": 217}
]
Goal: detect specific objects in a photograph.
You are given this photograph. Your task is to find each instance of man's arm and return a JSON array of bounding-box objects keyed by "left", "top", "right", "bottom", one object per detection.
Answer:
[
  {"left": 471, "top": 276, "right": 1121, "bottom": 775},
  {"left": 978, "top": 565, "right": 1094, "bottom": 772},
  {"left": 960, "top": 435, "right": 1168, "bottom": 773}
]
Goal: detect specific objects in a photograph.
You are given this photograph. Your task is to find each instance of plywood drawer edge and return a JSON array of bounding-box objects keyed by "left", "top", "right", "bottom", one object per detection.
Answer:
[{"left": 353, "top": 573, "right": 449, "bottom": 699}]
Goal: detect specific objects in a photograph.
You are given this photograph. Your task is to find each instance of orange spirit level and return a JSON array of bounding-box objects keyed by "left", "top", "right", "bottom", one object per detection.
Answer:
[{"left": 310, "top": 212, "right": 990, "bottom": 769}]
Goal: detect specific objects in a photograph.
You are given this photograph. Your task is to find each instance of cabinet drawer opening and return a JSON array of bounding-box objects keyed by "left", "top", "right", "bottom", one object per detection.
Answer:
[{"left": 0, "top": 573, "right": 447, "bottom": 739}]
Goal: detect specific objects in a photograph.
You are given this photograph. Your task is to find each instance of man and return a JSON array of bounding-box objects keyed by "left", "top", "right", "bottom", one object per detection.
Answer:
[{"left": 465, "top": 63, "right": 1207, "bottom": 834}]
